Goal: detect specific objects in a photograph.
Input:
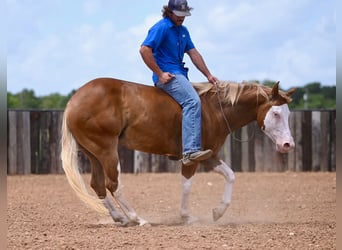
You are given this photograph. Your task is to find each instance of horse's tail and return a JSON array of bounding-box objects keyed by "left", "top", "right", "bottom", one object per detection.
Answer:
[{"left": 61, "top": 109, "right": 108, "bottom": 215}]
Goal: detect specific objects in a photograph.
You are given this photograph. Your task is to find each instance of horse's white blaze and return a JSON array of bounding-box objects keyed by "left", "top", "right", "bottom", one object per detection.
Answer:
[{"left": 263, "top": 104, "right": 295, "bottom": 153}]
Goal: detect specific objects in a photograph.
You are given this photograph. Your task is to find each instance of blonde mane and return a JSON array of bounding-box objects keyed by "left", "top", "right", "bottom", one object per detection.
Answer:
[{"left": 192, "top": 81, "right": 270, "bottom": 105}]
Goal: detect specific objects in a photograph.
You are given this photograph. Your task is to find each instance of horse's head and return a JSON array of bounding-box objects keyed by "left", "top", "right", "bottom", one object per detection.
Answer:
[{"left": 257, "top": 82, "right": 297, "bottom": 153}]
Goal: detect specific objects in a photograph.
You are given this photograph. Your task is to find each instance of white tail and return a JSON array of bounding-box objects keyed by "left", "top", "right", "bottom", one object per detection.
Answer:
[{"left": 61, "top": 110, "right": 108, "bottom": 214}]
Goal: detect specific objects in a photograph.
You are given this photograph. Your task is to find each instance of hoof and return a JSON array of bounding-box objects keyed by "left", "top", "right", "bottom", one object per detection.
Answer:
[
  {"left": 181, "top": 214, "right": 198, "bottom": 224},
  {"left": 139, "top": 222, "right": 151, "bottom": 227},
  {"left": 212, "top": 207, "right": 222, "bottom": 221},
  {"left": 119, "top": 219, "right": 139, "bottom": 227},
  {"left": 138, "top": 219, "right": 151, "bottom": 226},
  {"left": 212, "top": 203, "right": 229, "bottom": 221}
]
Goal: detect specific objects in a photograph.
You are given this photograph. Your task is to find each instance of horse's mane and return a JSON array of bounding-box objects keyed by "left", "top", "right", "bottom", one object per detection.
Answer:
[{"left": 192, "top": 81, "right": 292, "bottom": 105}]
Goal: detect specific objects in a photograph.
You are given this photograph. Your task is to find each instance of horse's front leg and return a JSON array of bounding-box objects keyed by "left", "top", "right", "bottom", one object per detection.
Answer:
[{"left": 212, "top": 160, "right": 235, "bottom": 221}]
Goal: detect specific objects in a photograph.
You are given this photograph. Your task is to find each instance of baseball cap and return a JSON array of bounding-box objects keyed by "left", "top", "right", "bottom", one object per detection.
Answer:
[{"left": 168, "top": 0, "right": 192, "bottom": 17}]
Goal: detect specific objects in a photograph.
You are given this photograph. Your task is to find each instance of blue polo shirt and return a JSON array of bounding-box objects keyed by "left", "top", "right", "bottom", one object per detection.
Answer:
[{"left": 141, "top": 17, "right": 195, "bottom": 83}]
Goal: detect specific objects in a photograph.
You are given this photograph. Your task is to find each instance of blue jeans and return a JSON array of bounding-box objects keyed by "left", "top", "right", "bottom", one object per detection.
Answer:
[{"left": 156, "top": 74, "right": 202, "bottom": 154}]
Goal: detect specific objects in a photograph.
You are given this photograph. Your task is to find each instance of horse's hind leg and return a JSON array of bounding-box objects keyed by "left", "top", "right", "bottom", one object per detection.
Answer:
[
  {"left": 180, "top": 163, "right": 199, "bottom": 224},
  {"left": 111, "top": 162, "right": 149, "bottom": 226},
  {"left": 86, "top": 152, "right": 106, "bottom": 198},
  {"left": 85, "top": 151, "right": 130, "bottom": 225},
  {"left": 100, "top": 140, "right": 149, "bottom": 226}
]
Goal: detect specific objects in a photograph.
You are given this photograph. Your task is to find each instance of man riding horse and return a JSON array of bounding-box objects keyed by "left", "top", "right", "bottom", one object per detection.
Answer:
[{"left": 140, "top": 0, "right": 218, "bottom": 166}]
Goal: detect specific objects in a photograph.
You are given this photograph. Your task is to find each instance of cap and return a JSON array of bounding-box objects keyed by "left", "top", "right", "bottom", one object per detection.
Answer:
[{"left": 168, "top": 0, "right": 192, "bottom": 17}]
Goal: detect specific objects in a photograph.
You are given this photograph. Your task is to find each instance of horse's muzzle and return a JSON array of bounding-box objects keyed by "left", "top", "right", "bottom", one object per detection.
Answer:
[{"left": 276, "top": 140, "right": 295, "bottom": 153}]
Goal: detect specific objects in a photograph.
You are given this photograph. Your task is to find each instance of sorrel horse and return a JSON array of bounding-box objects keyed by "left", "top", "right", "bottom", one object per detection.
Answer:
[{"left": 61, "top": 78, "right": 296, "bottom": 226}]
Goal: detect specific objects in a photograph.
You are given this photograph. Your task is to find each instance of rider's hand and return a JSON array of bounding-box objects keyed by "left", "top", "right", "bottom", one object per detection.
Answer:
[
  {"left": 158, "top": 72, "right": 175, "bottom": 84},
  {"left": 207, "top": 75, "right": 219, "bottom": 85}
]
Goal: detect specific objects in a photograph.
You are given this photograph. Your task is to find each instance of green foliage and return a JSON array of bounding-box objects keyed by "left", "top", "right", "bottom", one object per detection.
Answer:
[
  {"left": 7, "top": 81, "right": 336, "bottom": 109},
  {"left": 7, "top": 89, "right": 74, "bottom": 109},
  {"left": 40, "top": 93, "right": 69, "bottom": 109},
  {"left": 7, "top": 89, "right": 40, "bottom": 109},
  {"left": 7, "top": 92, "right": 20, "bottom": 107},
  {"left": 288, "top": 83, "right": 335, "bottom": 109},
  {"left": 259, "top": 80, "right": 335, "bottom": 109}
]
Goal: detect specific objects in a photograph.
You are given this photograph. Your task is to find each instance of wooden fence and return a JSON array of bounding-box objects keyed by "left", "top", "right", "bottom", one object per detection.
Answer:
[{"left": 7, "top": 109, "right": 336, "bottom": 174}]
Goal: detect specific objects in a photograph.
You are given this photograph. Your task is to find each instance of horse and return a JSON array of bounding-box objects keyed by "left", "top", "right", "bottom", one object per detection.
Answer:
[{"left": 61, "top": 77, "right": 296, "bottom": 226}]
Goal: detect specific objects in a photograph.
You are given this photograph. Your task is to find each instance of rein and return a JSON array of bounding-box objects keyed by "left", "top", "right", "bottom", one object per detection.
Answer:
[{"left": 214, "top": 83, "right": 255, "bottom": 143}]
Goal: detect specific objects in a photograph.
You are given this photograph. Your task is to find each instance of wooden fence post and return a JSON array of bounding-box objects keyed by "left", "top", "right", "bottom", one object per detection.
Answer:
[
  {"left": 8, "top": 111, "right": 31, "bottom": 174},
  {"left": 8, "top": 111, "right": 17, "bottom": 174}
]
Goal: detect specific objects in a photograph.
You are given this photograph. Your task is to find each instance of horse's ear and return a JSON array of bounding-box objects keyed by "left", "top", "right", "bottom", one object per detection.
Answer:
[
  {"left": 286, "top": 87, "right": 297, "bottom": 97},
  {"left": 270, "top": 81, "right": 280, "bottom": 100}
]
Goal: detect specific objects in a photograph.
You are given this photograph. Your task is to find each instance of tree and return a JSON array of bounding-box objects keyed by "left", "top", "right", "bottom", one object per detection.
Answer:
[
  {"left": 321, "top": 86, "right": 336, "bottom": 100},
  {"left": 288, "top": 88, "right": 305, "bottom": 109},
  {"left": 7, "top": 92, "right": 20, "bottom": 108},
  {"left": 7, "top": 89, "right": 40, "bottom": 109},
  {"left": 306, "top": 82, "right": 321, "bottom": 94},
  {"left": 41, "top": 93, "right": 66, "bottom": 109}
]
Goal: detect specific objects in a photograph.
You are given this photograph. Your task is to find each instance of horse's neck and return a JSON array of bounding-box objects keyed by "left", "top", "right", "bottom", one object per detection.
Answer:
[
  {"left": 228, "top": 105, "right": 257, "bottom": 130},
  {"left": 220, "top": 93, "right": 259, "bottom": 131}
]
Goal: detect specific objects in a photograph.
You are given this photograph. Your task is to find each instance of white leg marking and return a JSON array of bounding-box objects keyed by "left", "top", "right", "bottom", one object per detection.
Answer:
[
  {"left": 103, "top": 196, "right": 129, "bottom": 225},
  {"left": 112, "top": 162, "right": 149, "bottom": 226},
  {"left": 180, "top": 176, "right": 198, "bottom": 224},
  {"left": 180, "top": 176, "right": 193, "bottom": 218},
  {"left": 114, "top": 189, "right": 149, "bottom": 226},
  {"left": 212, "top": 160, "right": 235, "bottom": 221}
]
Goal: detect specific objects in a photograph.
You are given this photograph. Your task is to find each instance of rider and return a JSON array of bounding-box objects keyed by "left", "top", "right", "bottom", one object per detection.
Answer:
[{"left": 140, "top": 0, "right": 219, "bottom": 166}]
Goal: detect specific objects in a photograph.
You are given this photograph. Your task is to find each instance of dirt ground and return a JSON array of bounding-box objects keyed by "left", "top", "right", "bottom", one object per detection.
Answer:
[{"left": 7, "top": 171, "right": 336, "bottom": 250}]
